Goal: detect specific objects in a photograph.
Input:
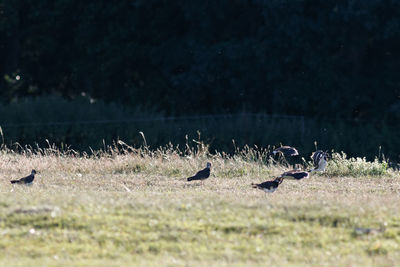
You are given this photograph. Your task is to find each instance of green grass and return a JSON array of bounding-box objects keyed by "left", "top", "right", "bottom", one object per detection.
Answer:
[
  {"left": 327, "top": 152, "right": 389, "bottom": 177},
  {"left": 0, "top": 144, "right": 399, "bottom": 266}
]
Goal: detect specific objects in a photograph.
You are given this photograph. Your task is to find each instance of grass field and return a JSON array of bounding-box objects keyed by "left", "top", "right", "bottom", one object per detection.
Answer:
[{"left": 0, "top": 143, "right": 399, "bottom": 266}]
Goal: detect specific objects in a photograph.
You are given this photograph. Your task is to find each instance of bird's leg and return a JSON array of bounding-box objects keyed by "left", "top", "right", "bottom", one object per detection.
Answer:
[{"left": 281, "top": 154, "right": 291, "bottom": 168}]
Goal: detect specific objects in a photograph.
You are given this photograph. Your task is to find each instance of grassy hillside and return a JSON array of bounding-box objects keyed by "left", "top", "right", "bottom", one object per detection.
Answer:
[{"left": 0, "top": 144, "right": 399, "bottom": 266}]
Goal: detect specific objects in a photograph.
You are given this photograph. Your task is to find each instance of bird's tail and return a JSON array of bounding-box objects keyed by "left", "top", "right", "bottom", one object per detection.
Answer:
[
  {"left": 187, "top": 176, "right": 195, "bottom": 181},
  {"left": 10, "top": 180, "right": 18, "bottom": 184}
]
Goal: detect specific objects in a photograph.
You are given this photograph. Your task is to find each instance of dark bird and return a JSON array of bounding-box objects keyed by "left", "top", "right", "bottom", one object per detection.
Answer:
[
  {"left": 278, "top": 169, "right": 309, "bottom": 180},
  {"left": 273, "top": 146, "right": 299, "bottom": 157},
  {"left": 354, "top": 226, "right": 386, "bottom": 236},
  {"left": 187, "top": 162, "right": 211, "bottom": 181},
  {"left": 252, "top": 177, "right": 284, "bottom": 193},
  {"left": 10, "top": 170, "right": 37, "bottom": 185},
  {"left": 309, "top": 150, "right": 329, "bottom": 172}
]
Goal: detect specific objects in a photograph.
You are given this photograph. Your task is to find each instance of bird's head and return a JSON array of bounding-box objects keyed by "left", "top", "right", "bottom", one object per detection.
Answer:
[
  {"left": 206, "top": 162, "right": 211, "bottom": 169},
  {"left": 275, "top": 177, "right": 284, "bottom": 184},
  {"left": 31, "top": 169, "right": 37, "bottom": 175}
]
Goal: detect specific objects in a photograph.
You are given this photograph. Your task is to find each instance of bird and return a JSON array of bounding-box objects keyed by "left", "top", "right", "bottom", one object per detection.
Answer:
[
  {"left": 278, "top": 169, "right": 309, "bottom": 180},
  {"left": 354, "top": 226, "right": 386, "bottom": 236},
  {"left": 187, "top": 162, "right": 211, "bottom": 181},
  {"left": 10, "top": 169, "right": 37, "bottom": 185},
  {"left": 273, "top": 146, "right": 299, "bottom": 157},
  {"left": 309, "top": 150, "right": 329, "bottom": 172},
  {"left": 252, "top": 177, "right": 284, "bottom": 193}
]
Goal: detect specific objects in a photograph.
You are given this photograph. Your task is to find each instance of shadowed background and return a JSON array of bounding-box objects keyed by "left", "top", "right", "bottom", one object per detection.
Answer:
[{"left": 0, "top": 0, "right": 399, "bottom": 161}]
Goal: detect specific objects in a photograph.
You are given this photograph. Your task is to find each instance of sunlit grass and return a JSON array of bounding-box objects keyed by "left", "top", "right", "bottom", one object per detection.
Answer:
[
  {"left": 0, "top": 142, "right": 398, "bottom": 266},
  {"left": 328, "top": 152, "right": 389, "bottom": 177}
]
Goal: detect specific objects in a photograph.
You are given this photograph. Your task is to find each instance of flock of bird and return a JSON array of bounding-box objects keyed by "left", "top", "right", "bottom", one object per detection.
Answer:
[
  {"left": 251, "top": 146, "right": 329, "bottom": 193},
  {"left": 186, "top": 146, "right": 330, "bottom": 193},
  {"left": 10, "top": 146, "right": 328, "bottom": 193}
]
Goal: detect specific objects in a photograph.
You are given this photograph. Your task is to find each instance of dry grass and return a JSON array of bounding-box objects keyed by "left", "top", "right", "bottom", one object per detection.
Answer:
[{"left": 0, "top": 144, "right": 399, "bottom": 266}]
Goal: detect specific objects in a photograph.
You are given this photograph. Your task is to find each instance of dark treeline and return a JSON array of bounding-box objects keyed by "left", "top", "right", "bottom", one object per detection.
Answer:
[
  {"left": 1, "top": 0, "right": 399, "bottom": 120},
  {"left": 0, "top": 96, "right": 398, "bottom": 162},
  {"left": 1, "top": 0, "right": 400, "bottom": 162}
]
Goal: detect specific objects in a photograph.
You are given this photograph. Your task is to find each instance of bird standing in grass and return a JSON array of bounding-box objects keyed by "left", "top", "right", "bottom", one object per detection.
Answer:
[
  {"left": 309, "top": 150, "right": 329, "bottom": 172},
  {"left": 273, "top": 146, "right": 299, "bottom": 157},
  {"left": 10, "top": 170, "right": 37, "bottom": 185},
  {"left": 273, "top": 146, "right": 299, "bottom": 167},
  {"left": 278, "top": 169, "right": 309, "bottom": 180},
  {"left": 187, "top": 162, "right": 211, "bottom": 181},
  {"left": 252, "top": 177, "right": 284, "bottom": 193}
]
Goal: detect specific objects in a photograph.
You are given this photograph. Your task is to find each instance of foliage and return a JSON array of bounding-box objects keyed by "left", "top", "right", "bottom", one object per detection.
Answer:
[
  {"left": 314, "top": 152, "right": 389, "bottom": 177},
  {"left": 0, "top": 0, "right": 399, "bottom": 121},
  {"left": 0, "top": 135, "right": 393, "bottom": 178},
  {"left": 0, "top": 96, "right": 399, "bottom": 162}
]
